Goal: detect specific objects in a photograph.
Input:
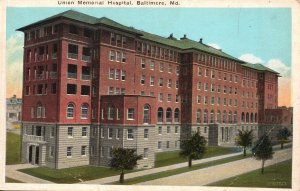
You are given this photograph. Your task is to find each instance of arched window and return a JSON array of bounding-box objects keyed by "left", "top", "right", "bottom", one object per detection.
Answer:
[
  {"left": 210, "top": 110, "right": 214, "bottom": 123},
  {"left": 107, "top": 105, "right": 115, "bottom": 120},
  {"left": 166, "top": 108, "right": 172, "bottom": 123},
  {"left": 67, "top": 103, "right": 75, "bottom": 118},
  {"left": 143, "top": 105, "right": 150, "bottom": 123},
  {"left": 223, "top": 110, "right": 227, "bottom": 123},
  {"left": 246, "top": 112, "right": 249, "bottom": 123},
  {"left": 241, "top": 112, "right": 245, "bottom": 123},
  {"left": 196, "top": 109, "right": 201, "bottom": 123},
  {"left": 234, "top": 111, "right": 237, "bottom": 123},
  {"left": 217, "top": 110, "right": 221, "bottom": 123},
  {"left": 228, "top": 111, "right": 232, "bottom": 123},
  {"left": 250, "top": 113, "right": 254, "bottom": 123},
  {"left": 174, "top": 108, "right": 180, "bottom": 122},
  {"left": 81, "top": 104, "right": 89, "bottom": 119},
  {"left": 157, "top": 107, "right": 163, "bottom": 122},
  {"left": 204, "top": 109, "right": 208, "bottom": 123}
]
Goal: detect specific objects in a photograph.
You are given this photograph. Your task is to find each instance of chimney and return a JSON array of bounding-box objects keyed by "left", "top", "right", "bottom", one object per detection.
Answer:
[{"left": 199, "top": 38, "right": 203, "bottom": 43}]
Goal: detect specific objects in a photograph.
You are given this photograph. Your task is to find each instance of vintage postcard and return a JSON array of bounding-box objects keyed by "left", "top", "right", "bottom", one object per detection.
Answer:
[{"left": 1, "top": 0, "right": 300, "bottom": 190}]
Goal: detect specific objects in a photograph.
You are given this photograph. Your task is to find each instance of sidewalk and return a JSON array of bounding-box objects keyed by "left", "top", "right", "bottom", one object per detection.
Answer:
[
  {"left": 82, "top": 151, "right": 243, "bottom": 184},
  {"left": 138, "top": 148, "right": 292, "bottom": 186},
  {"left": 5, "top": 163, "right": 53, "bottom": 184}
]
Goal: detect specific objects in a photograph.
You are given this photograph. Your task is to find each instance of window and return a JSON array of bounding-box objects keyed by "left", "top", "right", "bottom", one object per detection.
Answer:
[
  {"left": 69, "top": 25, "right": 78, "bottom": 34},
  {"left": 108, "top": 147, "right": 113, "bottom": 158},
  {"left": 67, "top": 147, "right": 72, "bottom": 157},
  {"left": 175, "top": 126, "right": 179, "bottom": 133},
  {"left": 81, "top": 104, "right": 88, "bottom": 119},
  {"left": 150, "top": 76, "right": 154, "bottom": 86},
  {"left": 224, "top": 73, "right": 227, "bottom": 81},
  {"left": 176, "top": 66, "right": 180, "bottom": 75},
  {"left": 122, "top": 53, "right": 126, "bottom": 62},
  {"left": 166, "top": 108, "right": 172, "bottom": 123},
  {"left": 211, "top": 97, "right": 215, "bottom": 105},
  {"left": 127, "top": 129, "right": 134, "bottom": 140},
  {"left": 144, "top": 129, "right": 149, "bottom": 139},
  {"left": 176, "top": 80, "right": 179, "bottom": 89},
  {"left": 67, "top": 127, "right": 73, "bottom": 137},
  {"left": 50, "top": 146, "right": 54, "bottom": 157},
  {"left": 159, "top": 78, "right": 163, "bottom": 87},
  {"left": 166, "top": 141, "right": 170, "bottom": 148},
  {"left": 150, "top": 61, "right": 155, "bottom": 70},
  {"left": 81, "top": 86, "right": 90, "bottom": 96},
  {"left": 196, "top": 109, "right": 201, "bottom": 123},
  {"left": 158, "top": 141, "right": 162, "bottom": 149},
  {"left": 167, "top": 94, "right": 171, "bottom": 102},
  {"left": 31, "top": 107, "right": 34, "bottom": 118},
  {"left": 67, "top": 84, "right": 77, "bottom": 94},
  {"left": 127, "top": 108, "right": 134, "bottom": 120},
  {"left": 116, "top": 129, "right": 120, "bottom": 139},
  {"left": 197, "top": 95, "right": 201, "bottom": 104},
  {"left": 175, "top": 140, "right": 180, "bottom": 148},
  {"left": 211, "top": 70, "right": 215, "bottom": 79},
  {"left": 140, "top": 75, "right": 145, "bottom": 85},
  {"left": 167, "top": 79, "right": 172, "bottom": 88},
  {"left": 204, "top": 83, "right": 208, "bottom": 91},
  {"left": 174, "top": 108, "right": 180, "bottom": 122},
  {"left": 108, "top": 106, "right": 114, "bottom": 120},
  {"left": 167, "top": 126, "right": 171, "bottom": 133},
  {"left": 159, "top": 93, "right": 163, "bottom": 102},
  {"left": 159, "top": 63, "right": 164, "bottom": 72},
  {"left": 198, "top": 67, "right": 202, "bottom": 76},
  {"left": 211, "top": 84, "right": 215, "bottom": 92},
  {"left": 116, "top": 51, "right": 121, "bottom": 62},
  {"left": 83, "top": 28, "right": 92, "bottom": 38},
  {"left": 175, "top": 95, "right": 179, "bottom": 103},
  {"left": 36, "top": 104, "right": 42, "bottom": 118},
  {"left": 158, "top": 108, "right": 163, "bottom": 122},
  {"left": 100, "top": 128, "right": 104, "bottom": 138},
  {"left": 67, "top": 103, "right": 74, "bottom": 118},
  {"left": 82, "top": 127, "right": 87, "bottom": 137},
  {"left": 197, "top": 82, "right": 201, "bottom": 90},
  {"left": 109, "top": 50, "right": 115, "bottom": 61},
  {"left": 115, "top": 69, "right": 120, "bottom": 80},
  {"left": 100, "top": 146, "right": 104, "bottom": 157},
  {"left": 68, "top": 44, "right": 78, "bottom": 59},
  {"left": 223, "top": 86, "right": 227, "bottom": 94},
  {"left": 141, "top": 59, "right": 146, "bottom": 68},
  {"left": 81, "top": 146, "right": 87, "bottom": 156},
  {"left": 50, "top": 127, "right": 55, "bottom": 137},
  {"left": 204, "top": 96, "right": 208, "bottom": 105},
  {"left": 158, "top": 126, "right": 162, "bottom": 135},
  {"left": 121, "top": 70, "right": 126, "bottom": 81},
  {"left": 205, "top": 69, "right": 209, "bottom": 77},
  {"left": 108, "top": 128, "right": 113, "bottom": 139},
  {"left": 122, "top": 36, "right": 127, "bottom": 46},
  {"left": 143, "top": 148, "right": 149, "bottom": 159},
  {"left": 143, "top": 105, "right": 150, "bottom": 123},
  {"left": 168, "top": 64, "right": 172, "bottom": 73}
]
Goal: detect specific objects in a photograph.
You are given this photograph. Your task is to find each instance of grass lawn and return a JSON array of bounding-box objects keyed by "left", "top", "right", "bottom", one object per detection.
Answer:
[
  {"left": 113, "top": 154, "right": 249, "bottom": 185},
  {"left": 6, "top": 132, "right": 21, "bottom": 165},
  {"left": 208, "top": 159, "right": 292, "bottom": 188},
  {"left": 19, "top": 165, "right": 132, "bottom": 184},
  {"left": 5, "top": 177, "right": 23, "bottom": 183},
  {"left": 155, "top": 146, "right": 240, "bottom": 167}
]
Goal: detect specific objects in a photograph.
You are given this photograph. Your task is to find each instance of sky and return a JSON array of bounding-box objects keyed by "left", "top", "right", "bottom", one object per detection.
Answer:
[{"left": 6, "top": 7, "right": 292, "bottom": 106}]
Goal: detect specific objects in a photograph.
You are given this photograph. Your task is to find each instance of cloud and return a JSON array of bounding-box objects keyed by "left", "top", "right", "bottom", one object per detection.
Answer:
[
  {"left": 6, "top": 33, "right": 24, "bottom": 98},
  {"left": 239, "top": 53, "right": 263, "bottom": 64},
  {"left": 266, "top": 59, "right": 291, "bottom": 77},
  {"left": 207, "top": 43, "right": 221, "bottom": 50}
]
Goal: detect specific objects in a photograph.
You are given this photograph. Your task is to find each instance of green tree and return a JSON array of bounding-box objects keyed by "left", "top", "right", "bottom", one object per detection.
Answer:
[
  {"left": 109, "top": 148, "right": 142, "bottom": 183},
  {"left": 252, "top": 134, "right": 274, "bottom": 174},
  {"left": 180, "top": 132, "right": 207, "bottom": 168},
  {"left": 277, "top": 127, "right": 291, "bottom": 149},
  {"left": 235, "top": 129, "right": 253, "bottom": 156}
]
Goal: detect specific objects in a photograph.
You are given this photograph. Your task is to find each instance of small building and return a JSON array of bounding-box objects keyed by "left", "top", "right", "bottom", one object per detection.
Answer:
[{"left": 6, "top": 95, "right": 22, "bottom": 122}]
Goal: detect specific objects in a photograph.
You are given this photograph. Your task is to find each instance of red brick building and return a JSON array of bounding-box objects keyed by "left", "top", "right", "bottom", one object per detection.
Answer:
[{"left": 18, "top": 10, "right": 280, "bottom": 169}]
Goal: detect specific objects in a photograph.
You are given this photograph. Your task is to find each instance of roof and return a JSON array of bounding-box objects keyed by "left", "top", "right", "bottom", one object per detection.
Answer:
[
  {"left": 17, "top": 10, "right": 279, "bottom": 75},
  {"left": 241, "top": 63, "right": 279, "bottom": 74}
]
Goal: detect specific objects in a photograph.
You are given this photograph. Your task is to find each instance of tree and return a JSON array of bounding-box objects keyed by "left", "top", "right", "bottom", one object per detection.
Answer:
[
  {"left": 235, "top": 129, "right": 253, "bottom": 156},
  {"left": 109, "top": 148, "right": 142, "bottom": 183},
  {"left": 252, "top": 134, "right": 274, "bottom": 174},
  {"left": 180, "top": 132, "right": 207, "bottom": 168},
  {"left": 277, "top": 127, "right": 291, "bottom": 149}
]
